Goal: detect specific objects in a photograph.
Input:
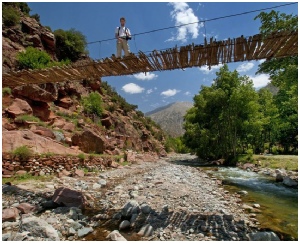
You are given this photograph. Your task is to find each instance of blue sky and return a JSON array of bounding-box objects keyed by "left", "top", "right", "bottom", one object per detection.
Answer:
[{"left": 27, "top": 1, "right": 298, "bottom": 113}]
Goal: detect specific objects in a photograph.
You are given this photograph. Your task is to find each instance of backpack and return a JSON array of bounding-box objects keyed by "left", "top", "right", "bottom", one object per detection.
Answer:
[{"left": 118, "top": 27, "right": 131, "bottom": 40}]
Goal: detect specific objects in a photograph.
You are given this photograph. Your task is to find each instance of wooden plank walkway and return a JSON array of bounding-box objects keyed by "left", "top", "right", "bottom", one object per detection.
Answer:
[{"left": 2, "top": 31, "right": 298, "bottom": 88}]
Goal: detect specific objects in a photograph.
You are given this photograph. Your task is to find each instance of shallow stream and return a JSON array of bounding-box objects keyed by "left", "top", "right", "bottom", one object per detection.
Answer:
[{"left": 206, "top": 167, "right": 298, "bottom": 240}]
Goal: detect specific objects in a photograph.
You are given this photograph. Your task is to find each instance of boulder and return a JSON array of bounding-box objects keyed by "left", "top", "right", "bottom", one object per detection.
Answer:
[
  {"left": 283, "top": 176, "right": 298, "bottom": 187},
  {"left": 106, "top": 230, "right": 127, "bottom": 241},
  {"left": 121, "top": 200, "right": 140, "bottom": 217},
  {"left": 137, "top": 224, "right": 154, "bottom": 237},
  {"left": 2, "top": 208, "right": 19, "bottom": 222},
  {"left": 30, "top": 101, "right": 51, "bottom": 121},
  {"left": 2, "top": 130, "right": 81, "bottom": 155},
  {"left": 13, "top": 84, "right": 56, "bottom": 103},
  {"left": 77, "top": 227, "right": 93, "bottom": 237},
  {"left": 16, "top": 203, "right": 36, "bottom": 214},
  {"left": 119, "top": 220, "right": 131, "bottom": 230},
  {"left": 22, "top": 216, "right": 60, "bottom": 241},
  {"left": 75, "top": 169, "right": 85, "bottom": 177},
  {"left": 52, "top": 187, "right": 86, "bottom": 209},
  {"left": 32, "top": 126, "right": 55, "bottom": 139},
  {"left": 125, "top": 151, "right": 136, "bottom": 163},
  {"left": 57, "top": 97, "right": 73, "bottom": 109},
  {"left": 5, "top": 98, "right": 32, "bottom": 118},
  {"left": 248, "top": 232, "right": 280, "bottom": 241},
  {"left": 72, "top": 129, "right": 105, "bottom": 153}
]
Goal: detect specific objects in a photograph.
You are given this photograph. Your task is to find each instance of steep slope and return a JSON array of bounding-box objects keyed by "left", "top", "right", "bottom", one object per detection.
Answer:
[
  {"left": 146, "top": 102, "right": 193, "bottom": 137},
  {"left": 2, "top": 5, "right": 167, "bottom": 159}
]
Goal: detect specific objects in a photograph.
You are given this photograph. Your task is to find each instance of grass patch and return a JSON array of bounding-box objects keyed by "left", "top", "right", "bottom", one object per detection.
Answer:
[
  {"left": 15, "top": 114, "right": 41, "bottom": 123},
  {"left": 12, "top": 145, "right": 33, "bottom": 161},
  {"left": 238, "top": 154, "right": 298, "bottom": 171},
  {"left": 2, "top": 173, "right": 54, "bottom": 185},
  {"left": 2, "top": 87, "right": 11, "bottom": 96}
]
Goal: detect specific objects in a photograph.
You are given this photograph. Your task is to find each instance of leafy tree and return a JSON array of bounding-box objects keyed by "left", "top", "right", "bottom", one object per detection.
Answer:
[
  {"left": 255, "top": 10, "right": 298, "bottom": 153},
  {"left": 183, "top": 65, "right": 260, "bottom": 163},
  {"left": 54, "top": 28, "right": 88, "bottom": 61},
  {"left": 2, "top": 5, "right": 20, "bottom": 26}
]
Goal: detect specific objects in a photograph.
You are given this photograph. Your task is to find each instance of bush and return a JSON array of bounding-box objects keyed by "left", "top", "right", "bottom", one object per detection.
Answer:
[
  {"left": 12, "top": 145, "right": 33, "bottom": 161},
  {"left": 82, "top": 91, "right": 103, "bottom": 117},
  {"left": 15, "top": 115, "right": 41, "bottom": 123},
  {"left": 2, "top": 5, "right": 20, "bottom": 26},
  {"left": 17, "top": 47, "right": 70, "bottom": 70},
  {"left": 54, "top": 28, "right": 88, "bottom": 61},
  {"left": 78, "top": 153, "right": 86, "bottom": 161},
  {"left": 2, "top": 87, "right": 11, "bottom": 96}
]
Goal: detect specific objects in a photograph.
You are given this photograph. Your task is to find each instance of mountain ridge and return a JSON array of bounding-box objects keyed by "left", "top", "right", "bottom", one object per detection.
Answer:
[{"left": 146, "top": 101, "right": 193, "bottom": 137}]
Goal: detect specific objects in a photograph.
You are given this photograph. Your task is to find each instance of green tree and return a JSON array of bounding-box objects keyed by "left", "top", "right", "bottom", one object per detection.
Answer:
[
  {"left": 54, "top": 28, "right": 88, "bottom": 61},
  {"left": 2, "top": 5, "right": 20, "bottom": 26},
  {"left": 255, "top": 10, "right": 298, "bottom": 153},
  {"left": 183, "top": 65, "right": 260, "bottom": 163}
]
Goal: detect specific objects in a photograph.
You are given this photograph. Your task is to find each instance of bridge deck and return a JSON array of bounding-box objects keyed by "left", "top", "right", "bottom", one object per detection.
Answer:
[{"left": 2, "top": 31, "right": 298, "bottom": 88}]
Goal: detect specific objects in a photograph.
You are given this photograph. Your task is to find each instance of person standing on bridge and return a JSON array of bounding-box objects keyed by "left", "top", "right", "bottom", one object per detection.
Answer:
[{"left": 115, "top": 17, "right": 131, "bottom": 58}]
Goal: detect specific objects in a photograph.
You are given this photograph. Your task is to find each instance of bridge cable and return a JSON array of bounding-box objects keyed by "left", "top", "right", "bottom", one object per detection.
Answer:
[{"left": 87, "top": 2, "right": 297, "bottom": 45}]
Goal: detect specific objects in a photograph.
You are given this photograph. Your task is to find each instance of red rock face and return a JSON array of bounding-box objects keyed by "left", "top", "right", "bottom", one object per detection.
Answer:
[
  {"left": 52, "top": 187, "right": 86, "bottom": 208},
  {"left": 5, "top": 98, "right": 33, "bottom": 118},
  {"left": 2, "top": 130, "right": 82, "bottom": 155}
]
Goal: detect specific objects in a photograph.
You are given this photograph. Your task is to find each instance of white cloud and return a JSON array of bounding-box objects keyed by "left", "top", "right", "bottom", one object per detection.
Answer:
[
  {"left": 161, "top": 89, "right": 180, "bottom": 97},
  {"left": 133, "top": 72, "right": 158, "bottom": 81},
  {"left": 258, "top": 59, "right": 266, "bottom": 64},
  {"left": 184, "top": 91, "right": 191, "bottom": 96},
  {"left": 199, "top": 64, "right": 224, "bottom": 74},
  {"left": 236, "top": 62, "right": 254, "bottom": 72},
  {"left": 167, "top": 2, "right": 202, "bottom": 43},
  {"left": 248, "top": 74, "right": 270, "bottom": 88},
  {"left": 146, "top": 89, "right": 153, "bottom": 94},
  {"left": 122, "top": 83, "right": 144, "bottom": 94}
]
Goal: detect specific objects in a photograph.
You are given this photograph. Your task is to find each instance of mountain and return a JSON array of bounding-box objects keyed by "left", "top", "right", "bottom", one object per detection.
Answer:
[{"left": 146, "top": 102, "right": 193, "bottom": 137}]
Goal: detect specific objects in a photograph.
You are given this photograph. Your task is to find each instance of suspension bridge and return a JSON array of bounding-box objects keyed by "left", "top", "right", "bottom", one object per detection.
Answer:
[{"left": 2, "top": 30, "right": 298, "bottom": 88}]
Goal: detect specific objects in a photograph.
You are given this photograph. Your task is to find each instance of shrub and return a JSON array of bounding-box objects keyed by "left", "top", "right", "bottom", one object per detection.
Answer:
[
  {"left": 12, "top": 145, "right": 33, "bottom": 161},
  {"left": 2, "top": 87, "right": 11, "bottom": 96},
  {"left": 17, "top": 47, "right": 70, "bottom": 70},
  {"left": 15, "top": 115, "right": 41, "bottom": 123},
  {"left": 54, "top": 28, "right": 88, "bottom": 61},
  {"left": 82, "top": 91, "right": 103, "bottom": 117},
  {"left": 2, "top": 5, "right": 20, "bottom": 27},
  {"left": 30, "top": 13, "right": 40, "bottom": 23},
  {"left": 78, "top": 153, "right": 85, "bottom": 161}
]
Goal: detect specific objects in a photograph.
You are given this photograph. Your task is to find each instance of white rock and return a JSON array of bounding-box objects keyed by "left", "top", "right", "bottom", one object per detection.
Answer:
[{"left": 107, "top": 230, "right": 127, "bottom": 241}]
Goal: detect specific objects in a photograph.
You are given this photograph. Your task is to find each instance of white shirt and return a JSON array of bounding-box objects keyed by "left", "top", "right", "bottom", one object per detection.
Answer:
[{"left": 115, "top": 26, "right": 131, "bottom": 37}]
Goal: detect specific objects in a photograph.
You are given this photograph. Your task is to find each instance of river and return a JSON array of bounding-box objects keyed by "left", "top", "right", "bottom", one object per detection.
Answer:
[{"left": 206, "top": 167, "right": 298, "bottom": 240}]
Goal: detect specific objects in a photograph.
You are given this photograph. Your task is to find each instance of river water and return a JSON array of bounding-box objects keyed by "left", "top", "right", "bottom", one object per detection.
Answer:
[{"left": 206, "top": 167, "right": 298, "bottom": 240}]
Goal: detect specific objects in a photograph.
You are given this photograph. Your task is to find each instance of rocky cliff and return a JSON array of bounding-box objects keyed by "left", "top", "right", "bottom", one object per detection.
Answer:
[{"left": 2, "top": 6, "right": 167, "bottom": 166}]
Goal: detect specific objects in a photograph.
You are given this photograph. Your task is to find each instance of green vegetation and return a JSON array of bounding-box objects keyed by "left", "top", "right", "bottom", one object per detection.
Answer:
[
  {"left": 182, "top": 11, "right": 298, "bottom": 164},
  {"left": 2, "top": 87, "right": 12, "bottom": 96},
  {"left": 2, "top": 173, "right": 54, "bottom": 185},
  {"left": 54, "top": 28, "right": 88, "bottom": 62},
  {"left": 82, "top": 91, "right": 103, "bottom": 117},
  {"left": 78, "top": 153, "right": 86, "bottom": 161},
  {"left": 17, "top": 47, "right": 70, "bottom": 70},
  {"left": 15, "top": 114, "right": 41, "bottom": 123},
  {"left": 12, "top": 145, "right": 33, "bottom": 161},
  {"left": 2, "top": 4, "right": 20, "bottom": 26},
  {"left": 165, "top": 136, "right": 190, "bottom": 153},
  {"left": 238, "top": 154, "right": 298, "bottom": 171}
]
